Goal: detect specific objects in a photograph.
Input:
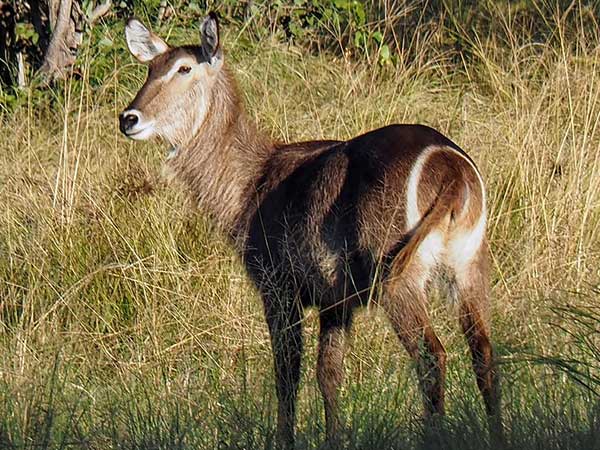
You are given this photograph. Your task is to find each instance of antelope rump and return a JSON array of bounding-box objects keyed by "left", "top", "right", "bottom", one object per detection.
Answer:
[{"left": 119, "top": 12, "right": 502, "bottom": 448}]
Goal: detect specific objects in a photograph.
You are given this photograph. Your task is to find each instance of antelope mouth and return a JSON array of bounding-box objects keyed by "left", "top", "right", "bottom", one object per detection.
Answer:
[
  {"left": 119, "top": 110, "right": 156, "bottom": 140},
  {"left": 123, "top": 125, "right": 155, "bottom": 141},
  {"left": 124, "top": 128, "right": 144, "bottom": 137}
]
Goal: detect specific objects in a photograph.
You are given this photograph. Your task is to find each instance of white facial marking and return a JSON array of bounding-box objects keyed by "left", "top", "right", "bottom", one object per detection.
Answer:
[
  {"left": 121, "top": 108, "right": 140, "bottom": 121},
  {"left": 121, "top": 108, "right": 156, "bottom": 140},
  {"left": 160, "top": 57, "right": 197, "bottom": 82},
  {"left": 127, "top": 125, "right": 156, "bottom": 140}
]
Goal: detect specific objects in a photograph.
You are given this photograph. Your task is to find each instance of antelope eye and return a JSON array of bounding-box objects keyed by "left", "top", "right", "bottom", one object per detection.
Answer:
[{"left": 178, "top": 65, "right": 191, "bottom": 74}]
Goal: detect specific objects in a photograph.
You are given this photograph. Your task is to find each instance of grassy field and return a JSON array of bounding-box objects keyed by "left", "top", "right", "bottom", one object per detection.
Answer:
[{"left": 1, "top": 2, "right": 599, "bottom": 449}]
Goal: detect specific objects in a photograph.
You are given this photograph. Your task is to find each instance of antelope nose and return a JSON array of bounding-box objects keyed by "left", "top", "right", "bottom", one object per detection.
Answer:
[{"left": 119, "top": 111, "right": 139, "bottom": 134}]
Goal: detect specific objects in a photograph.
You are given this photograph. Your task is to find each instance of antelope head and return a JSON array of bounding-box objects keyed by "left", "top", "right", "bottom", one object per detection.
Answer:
[{"left": 119, "top": 13, "right": 223, "bottom": 145}]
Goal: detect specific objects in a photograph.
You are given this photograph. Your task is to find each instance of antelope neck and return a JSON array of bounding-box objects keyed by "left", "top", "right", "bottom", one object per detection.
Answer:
[{"left": 166, "top": 67, "right": 274, "bottom": 240}]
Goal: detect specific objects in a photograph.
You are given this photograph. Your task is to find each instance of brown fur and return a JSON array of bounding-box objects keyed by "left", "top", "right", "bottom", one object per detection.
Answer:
[{"left": 121, "top": 16, "right": 502, "bottom": 448}]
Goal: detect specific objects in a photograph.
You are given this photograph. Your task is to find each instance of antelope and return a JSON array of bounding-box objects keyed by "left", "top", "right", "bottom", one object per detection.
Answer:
[{"left": 119, "top": 13, "right": 502, "bottom": 448}]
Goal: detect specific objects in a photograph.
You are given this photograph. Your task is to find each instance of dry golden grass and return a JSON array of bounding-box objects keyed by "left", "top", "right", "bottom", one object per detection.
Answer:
[{"left": 0, "top": 4, "right": 598, "bottom": 449}]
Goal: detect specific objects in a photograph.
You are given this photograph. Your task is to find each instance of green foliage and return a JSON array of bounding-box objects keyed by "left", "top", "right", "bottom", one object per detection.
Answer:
[
  {"left": 14, "top": 22, "right": 39, "bottom": 45},
  {"left": 531, "top": 298, "right": 600, "bottom": 396},
  {"left": 6, "top": 0, "right": 600, "bottom": 91},
  {"left": 0, "top": 81, "right": 47, "bottom": 114},
  {"left": 256, "top": 0, "right": 394, "bottom": 64}
]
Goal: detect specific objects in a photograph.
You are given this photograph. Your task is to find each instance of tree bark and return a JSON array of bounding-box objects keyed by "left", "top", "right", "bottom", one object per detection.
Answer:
[
  {"left": 30, "top": 0, "right": 50, "bottom": 52},
  {"left": 39, "top": 0, "right": 111, "bottom": 81},
  {"left": 39, "top": 0, "right": 76, "bottom": 79},
  {"left": 0, "top": 1, "right": 16, "bottom": 85}
]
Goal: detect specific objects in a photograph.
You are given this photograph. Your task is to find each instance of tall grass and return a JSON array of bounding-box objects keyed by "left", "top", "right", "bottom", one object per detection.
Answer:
[{"left": 0, "top": 1, "right": 599, "bottom": 449}]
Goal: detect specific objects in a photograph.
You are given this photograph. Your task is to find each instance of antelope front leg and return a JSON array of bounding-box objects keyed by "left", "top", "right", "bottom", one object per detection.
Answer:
[
  {"left": 265, "top": 295, "right": 304, "bottom": 449},
  {"left": 317, "top": 310, "right": 350, "bottom": 443}
]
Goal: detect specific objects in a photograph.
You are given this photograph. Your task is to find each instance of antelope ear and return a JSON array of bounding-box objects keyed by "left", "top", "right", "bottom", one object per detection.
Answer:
[
  {"left": 125, "top": 18, "right": 169, "bottom": 63},
  {"left": 200, "top": 12, "right": 221, "bottom": 63}
]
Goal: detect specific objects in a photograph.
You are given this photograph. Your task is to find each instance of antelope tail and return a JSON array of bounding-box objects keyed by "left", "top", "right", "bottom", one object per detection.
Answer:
[{"left": 386, "top": 180, "right": 461, "bottom": 279}]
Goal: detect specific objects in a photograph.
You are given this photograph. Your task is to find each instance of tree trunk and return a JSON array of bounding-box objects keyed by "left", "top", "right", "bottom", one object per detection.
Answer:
[
  {"left": 39, "top": 0, "right": 111, "bottom": 81},
  {"left": 39, "top": 0, "right": 76, "bottom": 79},
  {"left": 0, "top": 1, "right": 16, "bottom": 85}
]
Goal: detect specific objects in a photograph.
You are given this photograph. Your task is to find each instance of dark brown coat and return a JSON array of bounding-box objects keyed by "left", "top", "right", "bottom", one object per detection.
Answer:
[{"left": 120, "top": 13, "right": 501, "bottom": 448}]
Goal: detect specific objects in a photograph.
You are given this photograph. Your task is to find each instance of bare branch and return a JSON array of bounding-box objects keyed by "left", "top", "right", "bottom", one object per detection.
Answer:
[
  {"left": 157, "top": 0, "right": 167, "bottom": 24},
  {"left": 88, "top": 0, "right": 111, "bottom": 25},
  {"left": 17, "top": 51, "right": 26, "bottom": 88}
]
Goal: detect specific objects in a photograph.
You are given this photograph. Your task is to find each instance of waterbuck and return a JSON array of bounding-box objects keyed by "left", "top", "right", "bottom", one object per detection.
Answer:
[{"left": 119, "top": 13, "right": 501, "bottom": 447}]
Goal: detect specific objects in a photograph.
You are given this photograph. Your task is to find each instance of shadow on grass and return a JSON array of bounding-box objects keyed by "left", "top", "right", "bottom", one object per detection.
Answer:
[{"left": 1, "top": 352, "right": 598, "bottom": 450}]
